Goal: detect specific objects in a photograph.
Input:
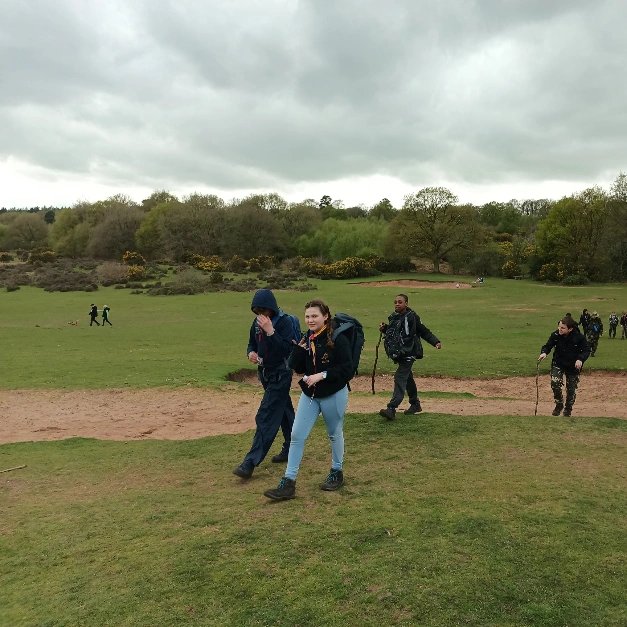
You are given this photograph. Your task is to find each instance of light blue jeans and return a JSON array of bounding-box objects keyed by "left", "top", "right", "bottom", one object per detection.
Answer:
[{"left": 285, "top": 386, "right": 349, "bottom": 481}]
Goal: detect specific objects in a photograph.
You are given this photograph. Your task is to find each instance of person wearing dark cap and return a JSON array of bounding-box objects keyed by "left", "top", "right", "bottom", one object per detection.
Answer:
[
  {"left": 233, "top": 289, "right": 299, "bottom": 480},
  {"left": 538, "top": 314, "right": 590, "bottom": 417},
  {"left": 88, "top": 303, "right": 100, "bottom": 326}
]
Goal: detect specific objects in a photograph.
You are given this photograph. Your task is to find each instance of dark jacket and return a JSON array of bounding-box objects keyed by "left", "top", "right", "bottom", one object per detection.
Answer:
[
  {"left": 384, "top": 308, "right": 440, "bottom": 361},
  {"left": 289, "top": 330, "right": 353, "bottom": 398},
  {"left": 541, "top": 329, "right": 590, "bottom": 371},
  {"left": 246, "top": 289, "right": 294, "bottom": 370}
]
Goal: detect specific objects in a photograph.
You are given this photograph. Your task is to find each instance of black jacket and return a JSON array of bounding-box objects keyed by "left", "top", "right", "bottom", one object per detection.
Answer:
[
  {"left": 384, "top": 308, "right": 440, "bottom": 361},
  {"left": 289, "top": 331, "right": 353, "bottom": 398},
  {"left": 541, "top": 329, "right": 590, "bottom": 371},
  {"left": 246, "top": 289, "right": 294, "bottom": 370}
]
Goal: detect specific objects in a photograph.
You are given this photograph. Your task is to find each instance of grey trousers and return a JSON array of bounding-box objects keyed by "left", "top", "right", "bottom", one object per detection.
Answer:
[{"left": 388, "top": 358, "right": 419, "bottom": 409}]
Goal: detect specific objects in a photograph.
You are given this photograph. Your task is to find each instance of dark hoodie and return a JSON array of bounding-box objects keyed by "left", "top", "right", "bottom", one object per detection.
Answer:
[
  {"left": 246, "top": 289, "right": 294, "bottom": 369},
  {"left": 541, "top": 328, "right": 590, "bottom": 371}
]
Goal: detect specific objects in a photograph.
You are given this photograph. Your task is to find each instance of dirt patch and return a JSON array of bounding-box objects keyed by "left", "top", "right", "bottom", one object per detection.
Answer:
[
  {"left": 355, "top": 280, "right": 472, "bottom": 289},
  {"left": 1, "top": 372, "right": 624, "bottom": 444}
]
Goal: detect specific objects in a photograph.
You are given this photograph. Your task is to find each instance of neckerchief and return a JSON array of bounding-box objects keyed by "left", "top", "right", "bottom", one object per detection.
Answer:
[{"left": 308, "top": 324, "right": 327, "bottom": 373}]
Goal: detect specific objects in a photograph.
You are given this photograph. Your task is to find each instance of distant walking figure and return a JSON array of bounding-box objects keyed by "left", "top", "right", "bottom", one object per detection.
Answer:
[
  {"left": 102, "top": 305, "right": 112, "bottom": 326},
  {"left": 89, "top": 304, "right": 100, "bottom": 326}
]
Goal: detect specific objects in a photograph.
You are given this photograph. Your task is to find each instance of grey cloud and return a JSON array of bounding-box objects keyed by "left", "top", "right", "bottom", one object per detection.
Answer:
[{"left": 1, "top": 0, "right": 625, "bottom": 202}]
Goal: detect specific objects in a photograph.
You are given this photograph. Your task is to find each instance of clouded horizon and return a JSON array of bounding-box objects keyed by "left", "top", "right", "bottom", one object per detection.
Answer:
[{"left": 1, "top": 0, "right": 626, "bottom": 208}]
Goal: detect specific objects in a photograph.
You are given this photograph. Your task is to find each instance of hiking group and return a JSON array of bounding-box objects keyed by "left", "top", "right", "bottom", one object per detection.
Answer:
[{"left": 235, "top": 291, "right": 608, "bottom": 501}]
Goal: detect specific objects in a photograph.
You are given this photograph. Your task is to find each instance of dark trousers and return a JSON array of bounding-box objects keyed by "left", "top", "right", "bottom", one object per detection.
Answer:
[
  {"left": 609, "top": 324, "right": 617, "bottom": 338},
  {"left": 90, "top": 316, "right": 100, "bottom": 326},
  {"left": 550, "top": 364, "right": 579, "bottom": 409},
  {"left": 243, "top": 367, "right": 295, "bottom": 468},
  {"left": 102, "top": 317, "right": 112, "bottom": 326},
  {"left": 388, "top": 358, "right": 419, "bottom": 409}
]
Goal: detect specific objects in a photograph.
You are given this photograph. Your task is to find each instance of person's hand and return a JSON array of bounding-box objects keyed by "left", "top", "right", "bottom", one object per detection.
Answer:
[
  {"left": 575, "top": 359, "right": 583, "bottom": 370},
  {"left": 538, "top": 353, "right": 547, "bottom": 362},
  {"left": 256, "top": 314, "right": 273, "bottom": 335},
  {"left": 435, "top": 342, "right": 442, "bottom": 349},
  {"left": 303, "top": 372, "right": 325, "bottom": 387},
  {"left": 248, "top": 351, "right": 259, "bottom": 364},
  {"left": 379, "top": 322, "right": 387, "bottom": 333}
]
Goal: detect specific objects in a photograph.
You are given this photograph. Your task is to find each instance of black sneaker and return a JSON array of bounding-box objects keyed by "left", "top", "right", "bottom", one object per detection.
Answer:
[
  {"left": 264, "top": 477, "right": 296, "bottom": 501},
  {"left": 320, "top": 469, "right": 344, "bottom": 491},
  {"left": 379, "top": 407, "right": 396, "bottom": 420},
  {"left": 404, "top": 401, "right": 422, "bottom": 415},
  {"left": 271, "top": 450, "right": 289, "bottom": 463},
  {"left": 551, "top": 403, "right": 564, "bottom": 416},
  {"left": 232, "top": 463, "right": 253, "bottom": 479},
  {"left": 563, "top": 407, "right": 572, "bottom": 417}
]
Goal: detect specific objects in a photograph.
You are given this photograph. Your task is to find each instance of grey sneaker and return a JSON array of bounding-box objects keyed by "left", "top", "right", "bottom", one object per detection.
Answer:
[
  {"left": 320, "top": 469, "right": 344, "bottom": 491},
  {"left": 379, "top": 407, "right": 396, "bottom": 420},
  {"left": 264, "top": 477, "right": 296, "bottom": 501},
  {"left": 404, "top": 401, "right": 422, "bottom": 414}
]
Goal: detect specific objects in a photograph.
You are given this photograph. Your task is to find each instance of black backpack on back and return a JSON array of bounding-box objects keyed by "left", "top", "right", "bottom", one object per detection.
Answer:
[
  {"left": 383, "top": 313, "right": 412, "bottom": 361},
  {"left": 332, "top": 313, "right": 365, "bottom": 379}
]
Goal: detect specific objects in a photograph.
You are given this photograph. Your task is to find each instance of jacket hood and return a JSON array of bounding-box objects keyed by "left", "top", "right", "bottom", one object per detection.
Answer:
[{"left": 251, "top": 289, "right": 279, "bottom": 315}]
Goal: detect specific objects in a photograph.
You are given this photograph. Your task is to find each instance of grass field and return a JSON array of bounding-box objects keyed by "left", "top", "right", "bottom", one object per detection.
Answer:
[
  {"left": 0, "top": 275, "right": 625, "bottom": 388},
  {"left": 1, "top": 276, "right": 625, "bottom": 625}
]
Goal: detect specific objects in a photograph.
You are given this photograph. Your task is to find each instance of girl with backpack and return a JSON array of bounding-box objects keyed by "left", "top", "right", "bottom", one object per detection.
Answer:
[{"left": 264, "top": 299, "right": 353, "bottom": 501}]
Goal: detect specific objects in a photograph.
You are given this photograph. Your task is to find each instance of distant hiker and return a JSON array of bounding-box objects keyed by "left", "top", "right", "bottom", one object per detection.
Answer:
[
  {"left": 621, "top": 311, "right": 627, "bottom": 340},
  {"left": 89, "top": 304, "right": 100, "bottom": 326},
  {"left": 233, "top": 289, "right": 298, "bottom": 481},
  {"left": 608, "top": 312, "right": 618, "bottom": 339},
  {"left": 585, "top": 311, "right": 603, "bottom": 356},
  {"left": 579, "top": 308, "right": 591, "bottom": 335},
  {"left": 264, "top": 299, "right": 354, "bottom": 501},
  {"left": 102, "top": 305, "right": 112, "bottom": 326},
  {"left": 538, "top": 314, "right": 590, "bottom": 417},
  {"left": 378, "top": 294, "right": 441, "bottom": 420}
]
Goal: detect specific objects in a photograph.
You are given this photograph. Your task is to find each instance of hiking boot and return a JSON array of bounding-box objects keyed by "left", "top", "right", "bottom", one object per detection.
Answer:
[
  {"left": 551, "top": 403, "right": 564, "bottom": 416},
  {"left": 271, "top": 450, "right": 289, "bottom": 463},
  {"left": 404, "top": 401, "right": 422, "bottom": 415},
  {"left": 563, "top": 407, "right": 572, "bottom": 417},
  {"left": 379, "top": 407, "right": 396, "bottom": 420},
  {"left": 264, "top": 477, "right": 296, "bottom": 501},
  {"left": 320, "top": 469, "right": 344, "bottom": 491},
  {"left": 232, "top": 463, "right": 254, "bottom": 479}
]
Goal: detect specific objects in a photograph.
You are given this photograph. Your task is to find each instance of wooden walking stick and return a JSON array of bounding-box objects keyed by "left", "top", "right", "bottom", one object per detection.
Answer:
[{"left": 371, "top": 332, "right": 383, "bottom": 394}]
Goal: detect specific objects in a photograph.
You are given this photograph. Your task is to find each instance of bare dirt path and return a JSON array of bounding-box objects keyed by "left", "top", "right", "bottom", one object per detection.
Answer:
[{"left": 1, "top": 372, "right": 624, "bottom": 444}]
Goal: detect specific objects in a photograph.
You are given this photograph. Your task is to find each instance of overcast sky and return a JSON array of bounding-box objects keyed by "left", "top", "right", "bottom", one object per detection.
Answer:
[{"left": 1, "top": 0, "right": 626, "bottom": 209}]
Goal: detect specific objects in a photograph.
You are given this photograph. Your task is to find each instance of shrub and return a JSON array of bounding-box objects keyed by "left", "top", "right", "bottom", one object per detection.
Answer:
[
  {"left": 501, "top": 260, "right": 520, "bottom": 279},
  {"left": 98, "top": 262, "right": 130, "bottom": 286},
  {"left": 538, "top": 263, "right": 566, "bottom": 282},
  {"left": 0, "top": 252, "right": 14, "bottom": 262},
  {"left": 127, "top": 265, "right": 146, "bottom": 280},
  {"left": 122, "top": 250, "right": 146, "bottom": 266},
  {"left": 226, "top": 255, "right": 248, "bottom": 273},
  {"left": 28, "top": 250, "right": 57, "bottom": 264},
  {"left": 562, "top": 274, "right": 590, "bottom": 286}
]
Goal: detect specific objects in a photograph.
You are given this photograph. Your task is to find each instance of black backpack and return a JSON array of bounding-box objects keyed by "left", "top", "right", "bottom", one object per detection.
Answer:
[
  {"left": 383, "top": 312, "right": 412, "bottom": 361},
  {"left": 332, "top": 313, "right": 365, "bottom": 379}
]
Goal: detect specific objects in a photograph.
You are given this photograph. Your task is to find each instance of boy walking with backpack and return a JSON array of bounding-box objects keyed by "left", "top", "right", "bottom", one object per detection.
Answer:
[
  {"left": 233, "top": 289, "right": 300, "bottom": 480},
  {"left": 585, "top": 311, "right": 603, "bottom": 356},
  {"left": 379, "top": 294, "right": 441, "bottom": 420}
]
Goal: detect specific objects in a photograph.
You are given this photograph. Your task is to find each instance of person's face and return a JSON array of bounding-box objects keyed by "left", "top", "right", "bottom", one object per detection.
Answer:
[
  {"left": 394, "top": 297, "right": 408, "bottom": 314},
  {"left": 557, "top": 322, "right": 573, "bottom": 335},
  {"left": 253, "top": 307, "right": 272, "bottom": 317},
  {"left": 305, "top": 306, "right": 328, "bottom": 332}
]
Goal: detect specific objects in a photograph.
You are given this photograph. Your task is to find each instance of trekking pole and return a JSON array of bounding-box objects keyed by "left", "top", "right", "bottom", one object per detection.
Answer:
[
  {"left": 534, "top": 360, "right": 540, "bottom": 416},
  {"left": 371, "top": 332, "right": 383, "bottom": 394}
]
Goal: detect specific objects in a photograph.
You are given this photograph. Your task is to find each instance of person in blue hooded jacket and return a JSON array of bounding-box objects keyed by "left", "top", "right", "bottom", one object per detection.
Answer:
[{"left": 233, "top": 289, "right": 297, "bottom": 480}]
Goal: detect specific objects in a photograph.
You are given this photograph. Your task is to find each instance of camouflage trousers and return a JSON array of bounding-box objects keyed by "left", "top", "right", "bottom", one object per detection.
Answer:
[
  {"left": 550, "top": 365, "right": 579, "bottom": 409},
  {"left": 586, "top": 333, "right": 600, "bottom": 355}
]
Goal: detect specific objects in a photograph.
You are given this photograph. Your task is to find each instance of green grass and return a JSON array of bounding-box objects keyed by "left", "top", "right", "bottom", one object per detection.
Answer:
[
  {"left": 0, "top": 275, "right": 625, "bottom": 389},
  {"left": 1, "top": 413, "right": 625, "bottom": 626}
]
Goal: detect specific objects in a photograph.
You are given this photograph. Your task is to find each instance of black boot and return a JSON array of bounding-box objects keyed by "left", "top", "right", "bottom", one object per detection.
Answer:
[
  {"left": 379, "top": 407, "right": 396, "bottom": 420},
  {"left": 264, "top": 477, "right": 296, "bottom": 501},
  {"left": 563, "top": 406, "right": 572, "bottom": 417},
  {"left": 232, "top": 463, "right": 254, "bottom": 479},
  {"left": 271, "top": 449, "right": 289, "bottom": 463},
  {"left": 552, "top": 403, "right": 564, "bottom": 416},
  {"left": 320, "top": 469, "right": 344, "bottom": 491},
  {"left": 404, "top": 401, "right": 422, "bottom": 415}
]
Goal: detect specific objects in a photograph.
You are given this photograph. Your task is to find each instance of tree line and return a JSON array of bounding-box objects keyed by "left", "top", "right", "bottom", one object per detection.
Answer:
[{"left": 1, "top": 173, "right": 625, "bottom": 282}]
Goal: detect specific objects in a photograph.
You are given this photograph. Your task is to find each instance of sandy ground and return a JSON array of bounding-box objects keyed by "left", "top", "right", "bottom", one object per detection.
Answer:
[{"left": 1, "top": 372, "right": 624, "bottom": 444}]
